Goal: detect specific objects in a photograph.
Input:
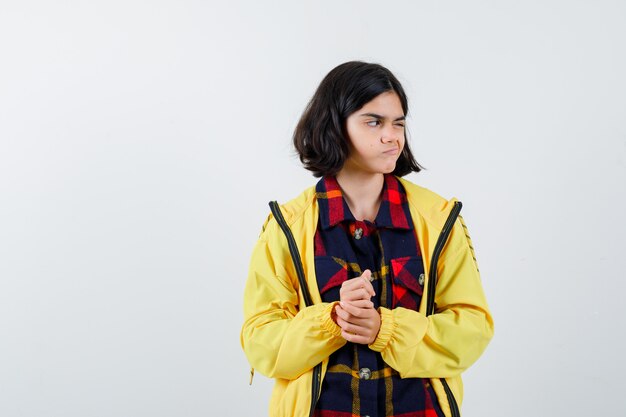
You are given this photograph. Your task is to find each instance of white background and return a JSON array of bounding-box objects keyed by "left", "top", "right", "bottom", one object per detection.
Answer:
[{"left": 1, "top": 1, "right": 625, "bottom": 416}]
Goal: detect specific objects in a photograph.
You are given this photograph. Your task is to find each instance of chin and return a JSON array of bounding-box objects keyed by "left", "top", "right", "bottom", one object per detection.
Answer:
[{"left": 381, "top": 164, "right": 397, "bottom": 174}]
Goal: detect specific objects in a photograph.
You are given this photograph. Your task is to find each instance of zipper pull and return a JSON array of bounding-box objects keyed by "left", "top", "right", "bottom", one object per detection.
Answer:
[{"left": 249, "top": 368, "right": 255, "bottom": 385}]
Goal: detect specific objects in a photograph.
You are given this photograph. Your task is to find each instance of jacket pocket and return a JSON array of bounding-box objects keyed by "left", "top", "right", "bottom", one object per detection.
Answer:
[
  {"left": 390, "top": 256, "right": 425, "bottom": 310},
  {"left": 314, "top": 256, "right": 348, "bottom": 303}
]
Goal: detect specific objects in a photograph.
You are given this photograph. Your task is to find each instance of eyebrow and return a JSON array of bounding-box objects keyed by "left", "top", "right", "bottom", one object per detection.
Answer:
[{"left": 359, "top": 112, "right": 406, "bottom": 121}]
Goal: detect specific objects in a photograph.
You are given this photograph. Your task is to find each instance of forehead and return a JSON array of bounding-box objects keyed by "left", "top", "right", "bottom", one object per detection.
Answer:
[{"left": 357, "top": 91, "right": 404, "bottom": 117}]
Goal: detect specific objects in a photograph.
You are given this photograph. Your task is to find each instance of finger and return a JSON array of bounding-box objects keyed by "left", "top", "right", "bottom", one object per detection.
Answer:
[
  {"left": 341, "top": 329, "right": 373, "bottom": 345},
  {"left": 340, "top": 277, "right": 367, "bottom": 292},
  {"left": 339, "top": 301, "right": 372, "bottom": 318},
  {"left": 336, "top": 317, "right": 370, "bottom": 335},
  {"left": 360, "top": 270, "right": 376, "bottom": 296},
  {"left": 335, "top": 305, "right": 368, "bottom": 326},
  {"left": 340, "top": 287, "right": 373, "bottom": 302},
  {"left": 356, "top": 277, "right": 375, "bottom": 297},
  {"left": 361, "top": 269, "right": 372, "bottom": 280},
  {"left": 361, "top": 269, "right": 373, "bottom": 284},
  {"left": 340, "top": 273, "right": 375, "bottom": 293},
  {"left": 340, "top": 316, "right": 379, "bottom": 340},
  {"left": 334, "top": 305, "right": 351, "bottom": 322},
  {"left": 343, "top": 299, "right": 374, "bottom": 309}
]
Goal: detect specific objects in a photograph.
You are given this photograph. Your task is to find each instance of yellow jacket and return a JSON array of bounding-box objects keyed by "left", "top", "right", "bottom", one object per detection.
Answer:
[{"left": 241, "top": 177, "right": 494, "bottom": 417}]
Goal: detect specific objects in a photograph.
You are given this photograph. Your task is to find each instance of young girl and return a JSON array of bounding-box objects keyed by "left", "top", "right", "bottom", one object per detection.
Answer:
[{"left": 241, "top": 61, "right": 494, "bottom": 417}]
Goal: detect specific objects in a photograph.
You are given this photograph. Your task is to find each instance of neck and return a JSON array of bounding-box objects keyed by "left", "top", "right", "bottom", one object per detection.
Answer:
[{"left": 335, "top": 170, "right": 385, "bottom": 222}]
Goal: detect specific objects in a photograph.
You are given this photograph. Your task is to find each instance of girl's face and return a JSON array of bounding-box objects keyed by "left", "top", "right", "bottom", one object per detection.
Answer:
[{"left": 342, "top": 91, "right": 405, "bottom": 176}]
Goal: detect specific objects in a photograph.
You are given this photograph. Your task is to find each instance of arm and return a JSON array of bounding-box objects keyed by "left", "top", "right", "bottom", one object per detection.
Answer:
[
  {"left": 240, "top": 220, "right": 347, "bottom": 380},
  {"left": 369, "top": 217, "right": 494, "bottom": 378}
]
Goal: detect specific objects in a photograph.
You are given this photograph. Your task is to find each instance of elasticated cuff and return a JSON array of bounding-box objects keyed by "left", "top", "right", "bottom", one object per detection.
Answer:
[
  {"left": 368, "top": 307, "right": 396, "bottom": 352},
  {"left": 320, "top": 301, "right": 343, "bottom": 338}
]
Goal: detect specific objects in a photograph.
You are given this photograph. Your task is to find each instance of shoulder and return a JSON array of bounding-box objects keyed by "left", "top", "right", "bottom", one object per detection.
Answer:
[
  {"left": 258, "top": 185, "right": 317, "bottom": 238},
  {"left": 397, "top": 176, "right": 453, "bottom": 211},
  {"left": 397, "top": 177, "right": 448, "bottom": 206},
  {"left": 397, "top": 176, "right": 459, "bottom": 229},
  {"left": 276, "top": 185, "right": 317, "bottom": 224}
]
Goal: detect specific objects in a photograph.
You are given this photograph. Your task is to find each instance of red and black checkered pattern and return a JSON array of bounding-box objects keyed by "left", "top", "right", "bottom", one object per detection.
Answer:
[
  {"left": 313, "top": 175, "right": 444, "bottom": 417},
  {"left": 391, "top": 256, "right": 424, "bottom": 310},
  {"left": 317, "top": 174, "right": 414, "bottom": 232}
]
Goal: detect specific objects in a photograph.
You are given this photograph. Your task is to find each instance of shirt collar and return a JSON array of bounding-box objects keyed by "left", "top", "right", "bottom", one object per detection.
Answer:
[{"left": 315, "top": 174, "right": 412, "bottom": 230}]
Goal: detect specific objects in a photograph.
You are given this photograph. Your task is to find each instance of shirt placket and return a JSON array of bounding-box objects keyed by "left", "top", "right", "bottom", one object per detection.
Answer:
[{"left": 349, "top": 219, "right": 382, "bottom": 417}]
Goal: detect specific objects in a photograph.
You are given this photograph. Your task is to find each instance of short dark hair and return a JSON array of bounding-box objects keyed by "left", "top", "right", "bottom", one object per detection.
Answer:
[{"left": 293, "top": 61, "right": 423, "bottom": 178}]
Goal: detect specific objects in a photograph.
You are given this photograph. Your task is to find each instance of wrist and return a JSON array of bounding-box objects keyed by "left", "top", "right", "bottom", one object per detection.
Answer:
[
  {"left": 331, "top": 304, "right": 339, "bottom": 324},
  {"left": 369, "top": 307, "right": 395, "bottom": 352}
]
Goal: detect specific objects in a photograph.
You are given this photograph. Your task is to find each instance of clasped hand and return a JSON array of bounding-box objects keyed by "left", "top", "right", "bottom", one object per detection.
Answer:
[{"left": 333, "top": 269, "right": 381, "bottom": 345}]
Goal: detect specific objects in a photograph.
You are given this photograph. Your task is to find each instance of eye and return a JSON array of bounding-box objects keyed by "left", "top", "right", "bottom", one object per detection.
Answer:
[
  {"left": 394, "top": 122, "right": 405, "bottom": 128},
  {"left": 366, "top": 120, "right": 380, "bottom": 127}
]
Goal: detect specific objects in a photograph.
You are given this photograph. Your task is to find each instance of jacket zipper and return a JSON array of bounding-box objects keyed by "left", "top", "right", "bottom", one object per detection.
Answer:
[
  {"left": 308, "top": 363, "right": 322, "bottom": 417},
  {"left": 441, "top": 378, "right": 461, "bottom": 417},
  {"left": 426, "top": 201, "right": 462, "bottom": 315},
  {"left": 268, "top": 201, "right": 322, "bottom": 417},
  {"left": 269, "top": 201, "right": 313, "bottom": 306},
  {"left": 426, "top": 201, "right": 462, "bottom": 417}
]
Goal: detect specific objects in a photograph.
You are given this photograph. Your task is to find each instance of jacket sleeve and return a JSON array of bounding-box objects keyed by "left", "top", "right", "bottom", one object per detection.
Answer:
[
  {"left": 369, "top": 216, "right": 494, "bottom": 378},
  {"left": 240, "top": 219, "right": 347, "bottom": 380}
]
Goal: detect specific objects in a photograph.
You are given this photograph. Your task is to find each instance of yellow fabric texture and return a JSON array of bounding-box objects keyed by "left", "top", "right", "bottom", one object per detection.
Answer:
[{"left": 240, "top": 177, "right": 494, "bottom": 417}]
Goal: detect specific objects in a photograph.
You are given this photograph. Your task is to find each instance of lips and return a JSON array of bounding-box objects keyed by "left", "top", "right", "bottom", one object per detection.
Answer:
[{"left": 383, "top": 148, "right": 399, "bottom": 156}]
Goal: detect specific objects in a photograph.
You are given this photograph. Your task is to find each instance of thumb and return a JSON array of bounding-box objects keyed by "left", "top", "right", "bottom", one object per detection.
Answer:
[{"left": 361, "top": 270, "right": 375, "bottom": 296}]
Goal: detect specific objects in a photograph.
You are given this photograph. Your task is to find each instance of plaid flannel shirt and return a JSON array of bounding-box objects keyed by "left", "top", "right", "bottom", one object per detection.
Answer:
[{"left": 313, "top": 174, "right": 445, "bottom": 417}]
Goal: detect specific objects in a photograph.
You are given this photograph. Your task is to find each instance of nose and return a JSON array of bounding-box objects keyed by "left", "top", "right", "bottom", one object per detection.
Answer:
[{"left": 380, "top": 124, "right": 400, "bottom": 143}]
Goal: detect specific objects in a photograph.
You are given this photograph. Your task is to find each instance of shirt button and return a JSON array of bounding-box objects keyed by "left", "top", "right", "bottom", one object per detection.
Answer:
[
  {"left": 418, "top": 273, "right": 425, "bottom": 286},
  {"left": 353, "top": 227, "right": 363, "bottom": 240},
  {"left": 358, "top": 367, "right": 371, "bottom": 380}
]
